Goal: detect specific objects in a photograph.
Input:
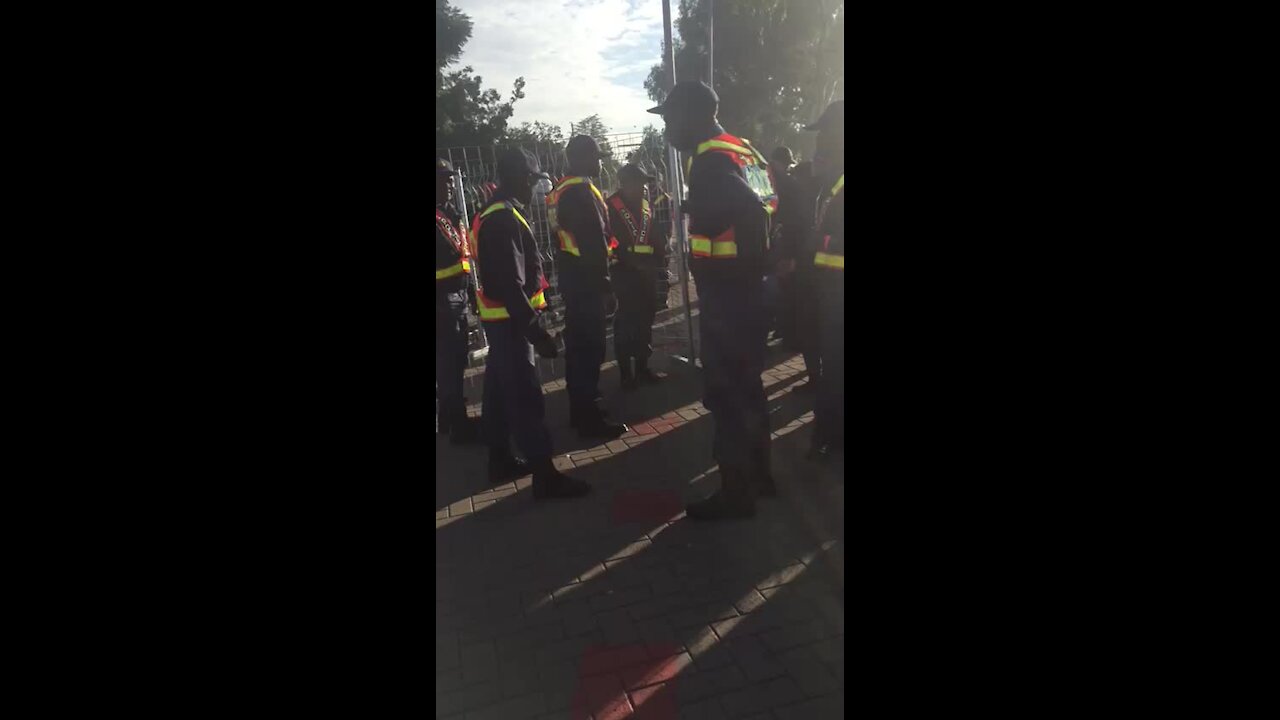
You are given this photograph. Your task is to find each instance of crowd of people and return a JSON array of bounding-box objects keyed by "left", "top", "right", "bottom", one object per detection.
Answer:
[{"left": 435, "top": 80, "right": 845, "bottom": 520}]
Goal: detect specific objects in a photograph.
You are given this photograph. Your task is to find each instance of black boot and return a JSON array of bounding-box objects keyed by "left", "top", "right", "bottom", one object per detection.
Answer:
[
  {"left": 532, "top": 460, "right": 591, "bottom": 499},
  {"left": 619, "top": 357, "right": 638, "bottom": 392},
  {"left": 449, "top": 416, "right": 482, "bottom": 445},
  {"left": 686, "top": 469, "right": 756, "bottom": 521},
  {"left": 575, "top": 406, "right": 627, "bottom": 440},
  {"left": 488, "top": 448, "right": 531, "bottom": 484},
  {"left": 749, "top": 438, "right": 776, "bottom": 497},
  {"left": 635, "top": 356, "right": 667, "bottom": 384}
]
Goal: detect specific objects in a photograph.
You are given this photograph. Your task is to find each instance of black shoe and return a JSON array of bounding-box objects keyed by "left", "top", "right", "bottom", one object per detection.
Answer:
[
  {"left": 449, "top": 417, "right": 482, "bottom": 445},
  {"left": 577, "top": 417, "right": 628, "bottom": 440},
  {"left": 532, "top": 465, "right": 591, "bottom": 499},
  {"left": 686, "top": 487, "right": 756, "bottom": 521},
  {"left": 636, "top": 369, "right": 667, "bottom": 384},
  {"left": 488, "top": 454, "right": 531, "bottom": 483}
]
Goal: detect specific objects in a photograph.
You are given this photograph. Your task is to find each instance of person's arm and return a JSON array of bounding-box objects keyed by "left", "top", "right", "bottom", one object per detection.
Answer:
[
  {"left": 477, "top": 213, "right": 536, "bottom": 330},
  {"left": 561, "top": 185, "right": 610, "bottom": 292}
]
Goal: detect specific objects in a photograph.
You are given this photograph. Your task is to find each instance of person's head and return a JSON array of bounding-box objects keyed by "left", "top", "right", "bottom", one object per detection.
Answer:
[
  {"left": 771, "top": 146, "right": 796, "bottom": 174},
  {"left": 566, "top": 135, "right": 604, "bottom": 178},
  {"left": 617, "top": 163, "right": 655, "bottom": 204},
  {"left": 647, "top": 80, "right": 719, "bottom": 153},
  {"left": 805, "top": 101, "right": 844, "bottom": 180},
  {"left": 496, "top": 148, "right": 550, "bottom": 207},
  {"left": 435, "top": 157, "right": 455, "bottom": 206}
]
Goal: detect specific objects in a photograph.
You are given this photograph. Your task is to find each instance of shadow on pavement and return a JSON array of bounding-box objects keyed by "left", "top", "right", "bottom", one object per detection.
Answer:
[{"left": 436, "top": 349, "right": 844, "bottom": 719}]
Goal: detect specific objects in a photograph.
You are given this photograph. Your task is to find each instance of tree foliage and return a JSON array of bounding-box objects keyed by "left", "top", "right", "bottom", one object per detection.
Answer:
[
  {"left": 435, "top": 0, "right": 527, "bottom": 149},
  {"left": 628, "top": 125, "right": 668, "bottom": 177},
  {"left": 504, "top": 121, "right": 567, "bottom": 147},
  {"left": 644, "top": 0, "right": 844, "bottom": 160}
]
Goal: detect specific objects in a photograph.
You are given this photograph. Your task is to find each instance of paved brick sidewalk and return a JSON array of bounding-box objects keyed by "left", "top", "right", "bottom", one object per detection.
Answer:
[{"left": 437, "top": 344, "right": 845, "bottom": 720}]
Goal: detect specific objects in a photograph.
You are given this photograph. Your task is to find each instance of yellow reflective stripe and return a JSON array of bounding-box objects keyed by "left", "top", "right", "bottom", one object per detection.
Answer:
[
  {"left": 435, "top": 258, "right": 471, "bottom": 280},
  {"left": 629, "top": 245, "right": 655, "bottom": 254},
  {"left": 557, "top": 230, "right": 580, "bottom": 256},
  {"left": 479, "top": 288, "right": 546, "bottom": 322},
  {"left": 831, "top": 175, "right": 844, "bottom": 196},
  {"left": 814, "top": 252, "right": 844, "bottom": 270},
  {"left": 696, "top": 139, "right": 751, "bottom": 156},
  {"left": 689, "top": 235, "right": 737, "bottom": 258},
  {"left": 480, "top": 305, "right": 509, "bottom": 321},
  {"left": 478, "top": 202, "right": 532, "bottom": 233}
]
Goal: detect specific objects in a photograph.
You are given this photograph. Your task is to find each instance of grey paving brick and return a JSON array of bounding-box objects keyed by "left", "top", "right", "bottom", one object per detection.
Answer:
[
  {"left": 436, "top": 679, "right": 501, "bottom": 718},
  {"left": 716, "top": 676, "right": 802, "bottom": 718},
  {"left": 460, "top": 641, "right": 499, "bottom": 677},
  {"left": 775, "top": 645, "right": 840, "bottom": 698},
  {"left": 758, "top": 620, "right": 830, "bottom": 654},
  {"left": 771, "top": 692, "right": 843, "bottom": 720},
  {"left": 465, "top": 691, "right": 546, "bottom": 720},
  {"left": 677, "top": 696, "right": 728, "bottom": 720}
]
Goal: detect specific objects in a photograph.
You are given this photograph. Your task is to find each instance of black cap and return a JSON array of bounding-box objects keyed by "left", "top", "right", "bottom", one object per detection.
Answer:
[
  {"left": 435, "top": 157, "right": 455, "bottom": 177},
  {"left": 804, "top": 101, "right": 844, "bottom": 131},
  {"left": 647, "top": 80, "right": 719, "bottom": 118},
  {"left": 617, "top": 163, "right": 656, "bottom": 185},
  {"left": 496, "top": 148, "right": 550, "bottom": 183}
]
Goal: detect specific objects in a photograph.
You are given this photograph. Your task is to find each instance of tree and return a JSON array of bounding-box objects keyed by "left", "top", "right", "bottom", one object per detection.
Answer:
[
  {"left": 644, "top": 0, "right": 844, "bottom": 160},
  {"left": 435, "top": 0, "right": 472, "bottom": 83},
  {"left": 503, "top": 121, "right": 566, "bottom": 146},
  {"left": 628, "top": 125, "right": 669, "bottom": 179},
  {"left": 435, "top": 0, "right": 527, "bottom": 149}
]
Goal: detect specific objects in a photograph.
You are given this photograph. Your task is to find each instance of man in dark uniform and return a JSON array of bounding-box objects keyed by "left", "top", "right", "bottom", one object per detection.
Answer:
[
  {"left": 769, "top": 146, "right": 799, "bottom": 349},
  {"left": 804, "top": 101, "right": 845, "bottom": 463},
  {"left": 435, "top": 158, "right": 481, "bottom": 444},
  {"left": 784, "top": 159, "right": 821, "bottom": 394},
  {"left": 475, "top": 148, "right": 590, "bottom": 498},
  {"left": 547, "top": 136, "right": 626, "bottom": 439},
  {"left": 648, "top": 80, "right": 778, "bottom": 520},
  {"left": 607, "top": 163, "right": 673, "bottom": 390}
]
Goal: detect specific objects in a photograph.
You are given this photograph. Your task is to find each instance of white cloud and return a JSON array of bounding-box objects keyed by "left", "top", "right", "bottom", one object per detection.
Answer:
[{"left": 450, "top": 0, "right": 667, "bottom": 137}]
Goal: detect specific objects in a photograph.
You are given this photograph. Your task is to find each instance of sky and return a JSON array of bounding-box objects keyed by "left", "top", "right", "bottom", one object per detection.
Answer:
[{"left": 451, "top": 0, "right": 667, "bottom": 136}]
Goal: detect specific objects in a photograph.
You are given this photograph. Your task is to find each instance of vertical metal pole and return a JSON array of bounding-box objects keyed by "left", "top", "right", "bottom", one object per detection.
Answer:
[
  {"left": 663, "top": 0, "right": 697, "bottom": 367},
  {"left": 707, "top": 0, "right": 713, "bottom": 90},
  {"left": 453, "top": 163, "right": 486, "bottom": 356}
]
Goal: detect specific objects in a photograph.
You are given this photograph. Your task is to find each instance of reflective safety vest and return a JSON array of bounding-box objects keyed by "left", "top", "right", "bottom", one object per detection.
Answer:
[
  {"left": 470, "top": 201, "right": 549, "bottom": 322},
  {"left": 608, "top": 194, "right": 655, "bottom": 255},
  {"left": 686, "top": 133, "right": 778, "bottom": 260},
  {"left": 547, "top": 176, "right": 607, "bottom": 257},
  {"left": 813, "top": 174, "right": 845, "bottom": 271},
  {"left": 434, "top": 209, "right": 472, "bottom": 280}
]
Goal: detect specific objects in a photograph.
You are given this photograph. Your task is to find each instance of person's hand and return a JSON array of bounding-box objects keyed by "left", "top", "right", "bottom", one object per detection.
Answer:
[{"left": 533, "top": 330, "right": 558, "bottom": 359}]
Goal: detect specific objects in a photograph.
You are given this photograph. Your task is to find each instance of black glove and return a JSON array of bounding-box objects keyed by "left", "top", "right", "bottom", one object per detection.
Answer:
[{"left": 530, "top": 326, "right": 559, "bottom": 359}]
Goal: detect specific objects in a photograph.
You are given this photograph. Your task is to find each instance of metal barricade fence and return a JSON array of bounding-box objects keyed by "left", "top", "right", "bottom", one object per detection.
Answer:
[{"left": 438, "top": 131, "right": 699, "bottom": 370}]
